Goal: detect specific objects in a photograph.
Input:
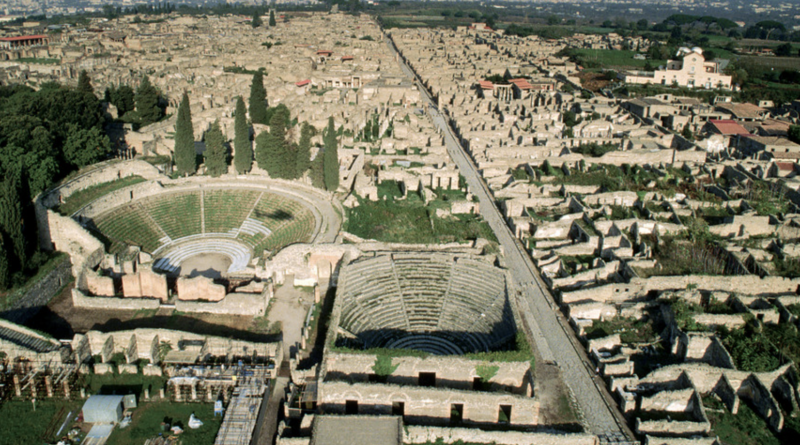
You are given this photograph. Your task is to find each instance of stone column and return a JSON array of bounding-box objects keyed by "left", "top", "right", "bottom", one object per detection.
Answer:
[
  {"left": 63, "top": 381, "right": 70, "bottom": 399},
  {"left": 13, "top": 374, "right": 21, "bottom": 397},
  {"left": 144, "top": 387, "right": 150, "bottom": 401},
  {"left": 190, "top": 383, "right": 197, "bottom": 401},
  {"left": 30, "top": 377, "right": 37, "bottom": 399},
  {"left": 174, "top": 383, "right": 182, "bottom": 402},
  {"left": 44, "top": 376, "right": 53, "bottom": 397},
  {"left": 159, "top": 388, "right": 165, "bottom": 400}
]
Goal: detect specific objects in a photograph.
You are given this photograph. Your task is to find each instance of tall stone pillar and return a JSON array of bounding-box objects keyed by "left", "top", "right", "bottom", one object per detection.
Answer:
[{"left": 13, "top": 374, "right": 21, "bottom": 397}]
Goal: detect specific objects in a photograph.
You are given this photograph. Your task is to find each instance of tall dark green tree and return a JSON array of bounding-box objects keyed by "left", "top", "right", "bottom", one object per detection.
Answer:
[
  {"left": 108, "top": 84, "right": 135, "bottom": 117},
  {"left": 252, "top": 12, "right": 263, "bottom": 28},
  {"left": 296, "top": 122, "right": 313, "bottom": 176},
  {"left": 204, "top": 120, "right": 228, "bottom": 177},
  {"left": 77, "top": 70, "right": 94, "bottom": 95},
  {"left": 135, "top": 76, "right": 163, "bottom": 125},
  {"left": 0, "top": 171, "right": 26, "bottom": 266},
  {"left": 0, "top": 236, "right": 9, "bottom": 290},
  {"left": 174, "top": 92, "right": 196, "bottom": 176},
  {"left": 269, "top": 10, "right": 276, "bottom": 27},
  {"left": 233, "top": 97, "right": 253, "bottom": 174},
  {"left": 323, "top": 117, "right": 339, "bottom": 191},
  {"left": 63, "top": 126, "right": 111, "bottom": 168},
  {"left": 249, "top": 71, "right": 268, "bottom": 125},
  {"left": 255, "top": 130, "right": 276, "bottom": 173}
]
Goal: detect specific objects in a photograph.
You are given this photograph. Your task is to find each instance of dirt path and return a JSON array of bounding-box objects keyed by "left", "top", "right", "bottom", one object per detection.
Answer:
[{"left": 267, "top": 276, "right": 314, "bottom": 359}]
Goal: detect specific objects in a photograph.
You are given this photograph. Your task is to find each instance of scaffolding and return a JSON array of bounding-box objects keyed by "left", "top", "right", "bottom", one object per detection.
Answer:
[{"left": 213, "top": 366, "right": 269, "bottom": 445}]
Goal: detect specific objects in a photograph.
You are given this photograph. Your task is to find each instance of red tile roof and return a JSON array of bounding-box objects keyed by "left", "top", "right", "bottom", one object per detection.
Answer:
[
  {"left": 509, "top": 78, "right": 533, "bottom": 90},
  {"left": 295, "top": 79, "right": 311, "bottom": 87},
  {"left": 776, "top": 161, "right": 795, "bottom": 171},
  {"left": 0, "top": 34, "right": 46, "bottom": 42},
  {"left": 341, "top": 55, "right": 354, "bottom": 61},
  {"left": 708, "top": 119, "right": 749, "bottom": 136},
  {"left": 478, "top": 80, "right": 494, "bottom": 90}
]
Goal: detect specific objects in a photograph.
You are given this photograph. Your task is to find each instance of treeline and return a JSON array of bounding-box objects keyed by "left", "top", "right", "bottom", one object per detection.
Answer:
[
  {"left": 173, "top": 72, "right": 340, "bottom": 192},
  {"left": 0, "top": 73, "right": 111, "bottom": 290},
  {"left": 103, "top": 75, "right": 167, "bottom": 127}
]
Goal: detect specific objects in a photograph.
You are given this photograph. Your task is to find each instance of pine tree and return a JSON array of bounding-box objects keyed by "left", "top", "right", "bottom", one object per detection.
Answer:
[
  {"left": 296, "top": 122, "right": 313, "bottom": 177},
  {"left": 204, "top": 120, "right": 228, "bottom": 177},
  {"left": 77, "top": 70, "right": 94, "bottom": 95},
  {"left": 135, "top": 75, "right": 162, "bottom": 125},
  {"left": 233, "top": 97, "right": 253, "bottom": 174},
  {"left": 174, "top": 92, "right": 196, "bottom": 176},
  {"left": 249, "top": 71, "right": 268, "bottom": 125},
  {"left": 252, "top": 12, "right": 263, "bottom": 28},
  {"left": 323, "top": 117, "right": 339, "bottom": 191},
  {"left": 269, "top": 10, "right": 276, "bottom": 27}
]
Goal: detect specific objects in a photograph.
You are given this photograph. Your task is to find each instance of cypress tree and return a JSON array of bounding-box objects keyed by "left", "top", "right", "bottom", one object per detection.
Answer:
[
  {"left": 174, "top": 92, "right": 196, "bottom": 176},
  {"left": 135, "top": 75, "right": 162, "bottom": 125},
  {"left": 309, "top": 151, "right": 325, "bottom": 189},
  {"left": 204, "top": 120, "right": 228, "bottom": 177},
  {"left": 249, "top": 71, "right": 268, "bottom": 125},
  {"left": 269, "top": 10, "right": 276, "bottom": 27},
  {"left": 0, "top": 237, "right": 9, "bottom": 290},
  {"left": 233, "top": 97, "right": 253, "bottom": 174},
  {"left": 271, "top": 106, "right": 294, "bottom": 179},
  {"left": 296, "top": 122, "right": 313, "bottom": 177},
  {"left": 252, "top": 12, "right": 263, "bottom": 28},
  {"left": 323, "top": 117, "right": 339, "bottom": 191},
  {"left": 77, "top": 70, "right": 94, "bottom": 95},
  {"left": 0, "top": 171, "right": 26, "bottom": 266},
  {"left": 255, "top": 130, "right": 277, "bottom": 173}
]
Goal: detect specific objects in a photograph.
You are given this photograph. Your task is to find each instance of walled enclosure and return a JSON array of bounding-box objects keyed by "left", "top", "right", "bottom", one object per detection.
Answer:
[{"left": 318, "top": 252, "right": 538, "bottom": 427}]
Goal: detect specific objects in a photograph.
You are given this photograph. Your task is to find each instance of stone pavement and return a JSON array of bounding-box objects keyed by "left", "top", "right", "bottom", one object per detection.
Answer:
[{"left": 384, "top": 33, "right": 636, "bottom": 443}]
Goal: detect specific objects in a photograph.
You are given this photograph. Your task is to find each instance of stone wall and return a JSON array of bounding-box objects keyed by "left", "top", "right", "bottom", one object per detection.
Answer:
[
  {"left": 323, "top": 351, "right": 532, "bottom": 395},
  {"left": 560, "top": 275, "right": 800, "bottom": 304},
  {"left": 174, "top": 293, "right": 267, "bottom": 316},
  {"left": 177, "top": 276, "right": 226, "bottom": 301},
  {"left": 38, "top": 210, "right": 104, "bottom": 273},
  {"left": 38, "top": 159, "right": 162, "bottom": 210},
  {"left": 122, "top": 268, "right": 169, "bottom": 301},
  {"left": 404, "top": 426, "right": 598, "bottom": 445},
  {"left": 72, "top": 288, "right": 161, "bottom": 311},
  {"left": 318, "top": 381, "right": 539, "bottom": 426},
  {"left": 0, "top": 255, "right": 72, "bottom": 324}
]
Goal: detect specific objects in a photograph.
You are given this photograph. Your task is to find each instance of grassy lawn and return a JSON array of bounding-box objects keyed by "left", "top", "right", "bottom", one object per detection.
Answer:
[
  {"left": 81, "top": 372, "right": 168, "bottom": 398},
  {"left": 107, "top": 401, "right": 221, "bottom": 445},
  {"left": 565, "top": 48, "right": 666, "bottom": 69},
  {"left": 56, "top": 175, "right": 147, "bottom": 215},
  {"left": 345, "top": 188, "right": 495, "bottom": 244},
  {"left": 0, "top": 399, "right": 82, "bottom": 444},
  {"left": 704, "top": 397, "right": 781, "bottom": 445}
]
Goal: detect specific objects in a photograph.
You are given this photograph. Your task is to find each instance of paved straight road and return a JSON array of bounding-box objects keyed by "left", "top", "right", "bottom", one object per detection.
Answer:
[{"left": 384, "top": 34, "right": 633, "bottom": 442}]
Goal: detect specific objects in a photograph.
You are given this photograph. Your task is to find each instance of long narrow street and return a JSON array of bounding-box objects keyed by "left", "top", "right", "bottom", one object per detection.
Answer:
[{"left": 384, "top": 33, "right": 634, "bottom": 443}]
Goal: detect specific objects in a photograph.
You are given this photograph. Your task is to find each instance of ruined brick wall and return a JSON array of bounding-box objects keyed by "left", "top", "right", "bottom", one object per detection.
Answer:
[
  {"left": 404, "top": 426, "right": 598, "bottom": 445},
  {"left": 323, "top": 351, "right": 532, "bottom": 395},
  {"left": 0, "top": 255, "right": 72, "bottom": 323},
  {"left": 318, "top": 380, "right": 539, "bottom": 426}
]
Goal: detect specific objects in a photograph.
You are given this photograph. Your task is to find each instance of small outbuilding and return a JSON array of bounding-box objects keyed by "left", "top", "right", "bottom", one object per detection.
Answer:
[{"left": 82, "top": 395, "right": 125, "bottom": 424}]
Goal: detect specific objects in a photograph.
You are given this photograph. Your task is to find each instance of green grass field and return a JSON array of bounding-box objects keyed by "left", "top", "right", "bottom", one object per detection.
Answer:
[
  {"left": 106, "top": 401, "right": 221, "bottom": 445},
  {"left": 567, "top": 48, "right": 666, "bottom": 69},
  {"left": 0, "top": 399, "right": 82, "bottom": 445},
  {"left": 57, "top": 175, "right": 147, "bottom": 216},
  {"left": 346, "top": 183, "right": 495, "bottom": 244}
]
